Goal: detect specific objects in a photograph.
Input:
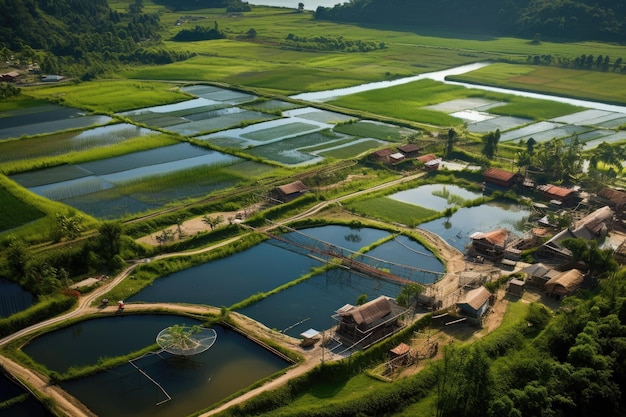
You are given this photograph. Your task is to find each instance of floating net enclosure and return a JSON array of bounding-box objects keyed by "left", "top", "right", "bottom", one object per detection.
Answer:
[{"left": 156, "top": 325, "right": 217, "bottom": 356}]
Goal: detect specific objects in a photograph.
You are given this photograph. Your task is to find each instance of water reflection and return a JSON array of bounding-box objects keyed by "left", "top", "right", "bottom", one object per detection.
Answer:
[{"left": 420, "top": 200, "right": 531, "bottom": 251}]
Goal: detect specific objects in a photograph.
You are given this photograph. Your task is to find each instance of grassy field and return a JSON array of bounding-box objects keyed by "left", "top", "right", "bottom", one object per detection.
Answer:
[
  {"left": 24, "top": 80, "right": 194, "bottom": 113},
  {"left": 0, "top": 186, "right": 45, "bottom": 232},
  {"left": 347, "top": 197, "right": 439, "bottom": 227},
  {"left": 329, "top": 78, "right": 586, "bottom": 126},
  {"left": 448, "top": 63, "right": 626, "bottom": 105}
]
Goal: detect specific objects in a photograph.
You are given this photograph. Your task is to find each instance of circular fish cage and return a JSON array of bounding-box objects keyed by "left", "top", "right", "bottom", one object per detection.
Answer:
[{"left": 156, "top": 325, "right": 217, "bottom": 356}]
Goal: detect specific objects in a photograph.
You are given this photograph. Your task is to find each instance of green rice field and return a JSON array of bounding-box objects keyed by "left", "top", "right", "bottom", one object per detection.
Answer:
[
  {"left": 317, "top": 139, "right": 387, "bottom": 160},
  {"left": 448, "top": 63, "right": 626, "bottom": 105},
  {"left": 334, "top": 121, "right": 418, "bottom": 142},
  {"left": 25, "top": 80, "right": 193, "bottom": 113},
  {"left": 241, "top": 122, "right": 320, "bottom": 141},
  {"left": 347, "top": 197, "right": 439, "bottom": 227}
]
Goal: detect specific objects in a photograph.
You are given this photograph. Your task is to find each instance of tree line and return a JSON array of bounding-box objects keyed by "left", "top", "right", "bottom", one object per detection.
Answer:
[
  {"left": 283, "top": 34, "right": 385, "bottom": 53},
  {"left": 315, "top": 0, "right": 626, "bottom": 43},
  {"left": 0, "top": 0, "right": 194, "bottom": 80}
]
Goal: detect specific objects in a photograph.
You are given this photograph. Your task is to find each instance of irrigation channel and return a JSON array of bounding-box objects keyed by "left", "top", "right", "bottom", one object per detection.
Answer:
[{"left": 292, "top": 62, "right": 626, "bottom": 114}]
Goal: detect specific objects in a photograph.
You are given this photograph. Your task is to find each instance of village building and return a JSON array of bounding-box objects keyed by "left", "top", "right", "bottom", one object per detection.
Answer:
[
  {"left": 456, "top": 286, "right": 492, "bottom": 319},
  {"left": 537, "top": 184, "right": 577, "bottom": 207},
  {"left": 389, "top": 152, "right": 405, "bottom": 164},
  {"left": 506, "top": 278, "right": 525, "bottom": 297},
  {"left": 520, "top": 262, "right": 561, "bottom": 289},
  {"left": 370, "top": 148, "right": 395, "bottom": 163},
  {"left": 483, "top": 167, "right": 519, "bottom": 190},
  {"left": 544, "top": 269, "right": 585, "bottom": 299},
  {"left": 269, "top": 180, "right": 309, "bottom": 203},
  {"left": 0, "top": 71, "right": 20, "bottom": 82},
  {"left": 536, "top": 206, "right": 613, "bottom": 264},
  {"left": 416, "top": 153, "right": 440, "bottom": 171},
  {"left": 333, "top": 295, "right": 409, "bottom": 349},
  {"left": 467, "top": 228, "right": 519, "bottom": 262},
  {"left": 594, "top": 188, "right": 626, "bottom": 219},
  {"left": 396, "top": 143, "right": 421, "bottom": 158}
]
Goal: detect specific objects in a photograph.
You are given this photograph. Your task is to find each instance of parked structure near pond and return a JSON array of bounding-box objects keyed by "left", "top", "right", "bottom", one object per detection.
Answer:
[
  {"left": 467, "top": 228, "right": 520, "bottom": 262},
  {"left": 483, "top": 167, "right": 520, "bottom": 190},
  {"left": 333, "top": 295, "right": 409, "bottom": 349}
]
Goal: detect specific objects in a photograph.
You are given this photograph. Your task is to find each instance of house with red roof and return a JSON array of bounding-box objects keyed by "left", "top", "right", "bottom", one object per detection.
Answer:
[{"left": 483, "top": 167, "right": 519, "bottom": 189}]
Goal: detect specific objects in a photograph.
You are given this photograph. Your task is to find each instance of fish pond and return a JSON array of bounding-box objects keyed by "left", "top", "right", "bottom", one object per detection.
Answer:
[
  {"left": 23, "top": 315, "right": 290, "bottom": 417},
  {"left": 129, "top": 225, "right": 444, "bottom": 337},
  {"left": 0, "top": 371, "right": 52, "bottom": 416},
  {"left": 0, "top": 278, "right": 35, "bottom": 318}
]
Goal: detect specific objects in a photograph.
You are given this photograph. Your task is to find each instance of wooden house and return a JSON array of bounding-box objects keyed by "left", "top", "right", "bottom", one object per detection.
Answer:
[
  {"left": 270, "top": 180, "right": 309, "bottom": 203},
  {"left": 370, "top": 148, "right": 395, "bottom": 163},
  {"left": 396, "top": 143, "right": 421, "bottom": 158},
  {"left": 537, "top": 184, "right": 576, "bottom": 206},
  {"left": 537, "top": 206, "right": 613, "bottom": 263},
  {"left": 483, "top": 167, "right": 519, "bottom": 189},
  {"left": 520, "top": 262, "right": 561, "bottom": 289},
  {"left": 544, "top": 269, "right": 584, "bottom": 298},
  {"left": 506, "top": 278, "right": 525, "bottom": 297},
  {"left": 468, "top": 228, "right": 514, "bottom": 261},
  {"left": 389, "top": 152, "right": 406, "bottom": 164},
  {"left": 0, "top": 71, "right": 19, "bottom": 82},
  {"left": 457, "top": 286, "right": 492, "bottom": 318},
  {"left": 334, "top": 295, "right": 408, "bottom": 349},
  {"left": 417, "top": 153, "right": 440, "bottom": 171},
  {"left": 595, "top": 188, "right": 626, "bottom": 219}
]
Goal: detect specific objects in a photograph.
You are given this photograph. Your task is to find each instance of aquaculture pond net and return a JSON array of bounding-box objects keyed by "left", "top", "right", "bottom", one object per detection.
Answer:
[{"left": 156, "top": 326, "right": 217, "bottom": 356}]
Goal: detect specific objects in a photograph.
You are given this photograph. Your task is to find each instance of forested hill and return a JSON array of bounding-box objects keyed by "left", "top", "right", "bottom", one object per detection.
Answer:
[
  {"left": 315, "top": 0, "right": 626, "bottom": 42},
  {"left": 0, "top": 0, "right": 192, "bottom": 79}
]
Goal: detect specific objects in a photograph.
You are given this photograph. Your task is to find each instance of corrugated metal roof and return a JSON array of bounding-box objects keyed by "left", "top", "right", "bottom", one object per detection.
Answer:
[
  {"left": 458, "top": 286, "right": 491, "bottom": 311},
  {"left": 277, "top": 180, "right": 308, "bottom": 195},
  {"left": 484, "top": 167, "right": 516, "bottom": 182},
  {"left": 471, "top": 228, "right": 509, "bottom": 246}
]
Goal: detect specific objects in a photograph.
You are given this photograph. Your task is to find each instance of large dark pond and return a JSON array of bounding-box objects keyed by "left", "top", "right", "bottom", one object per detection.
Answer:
[
  {"left": 0, "top": 278, "right": 35, "bottom": 318},
  {"left": 127, "top": 243, "right": 323, "bottom": 306},
  {"left": 129, "top": 226, "right": 443, "bottom": 338},
  {"left": 238, "top": 267, "right": 405, "bottom": 337},
  {"left": 0, "top": 371, "right": 52, "bottom": 416},
  {"left": 23, "top": 315, "right": 289, "bottom": 417}
]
